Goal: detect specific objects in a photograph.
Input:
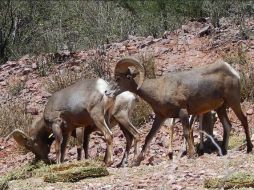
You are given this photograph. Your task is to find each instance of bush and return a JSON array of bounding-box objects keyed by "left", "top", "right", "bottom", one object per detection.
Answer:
[
  {"left": 131, "top": 98, "right": 152, "bottom": 128},
  {"left": 7, "top": 76, "right": 27, "bottom": 96},
  {"left": 45, "top": 55, "right": 112, "bottom": 93},
  {"left": 139, "top": 52, "right": 156, "bottom": 79},
  {"left": 1, "top": 1, "right": 252, "bottom": 64},
  {"left": 0, "top": 101, "right": 33, "bottom": 137},
  {"left": 223, "top": 46, "right": 254, "bottom": 102}
]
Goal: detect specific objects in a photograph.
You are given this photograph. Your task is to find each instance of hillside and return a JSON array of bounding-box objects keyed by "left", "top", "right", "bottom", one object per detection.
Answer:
[{"left": 1, "top": 17, "right": 254, "bottom": 189}]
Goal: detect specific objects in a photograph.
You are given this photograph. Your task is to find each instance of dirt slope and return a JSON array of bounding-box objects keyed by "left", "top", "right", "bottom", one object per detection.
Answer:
[{"left": 1, "top": 17, "right": 254, "bottom": 189}]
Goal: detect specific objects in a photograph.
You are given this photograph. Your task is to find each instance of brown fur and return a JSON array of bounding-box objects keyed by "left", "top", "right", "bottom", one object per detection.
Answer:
[{"left": 110, "top": 57, "right": 253, "bottom": 166}]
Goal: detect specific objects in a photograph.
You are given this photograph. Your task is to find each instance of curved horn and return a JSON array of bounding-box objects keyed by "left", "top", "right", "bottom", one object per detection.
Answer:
[
  {"left": 6, "top": 129, "right": 33, "bottom": 150},
  {"left": 115, "top": 57, "right": 145, "bottom": 90}
]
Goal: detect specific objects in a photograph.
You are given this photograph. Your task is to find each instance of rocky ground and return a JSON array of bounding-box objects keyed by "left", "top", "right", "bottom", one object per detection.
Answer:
[{"left": 1, "top": 17, "right": 254, "bottom": 189}]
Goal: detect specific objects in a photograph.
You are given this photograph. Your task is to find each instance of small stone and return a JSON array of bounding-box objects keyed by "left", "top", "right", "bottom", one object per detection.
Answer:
[
  {"left": 27, "top": 107, "right": 39, "bottom": 115},
  {"left": 119, "top": 46, "right": 126, "bottom": 53},
  {"left": 23, "top": 68, "right": 31, "bottom": 75},
  {"left": 32, "top": 63, "right": 38, "bottom": 69},
  {"left": 246, "top": 108, "right": 253, "bottom": 115},
  {"left": 198, "top": 25, "right": 212, "bottom": 37}
]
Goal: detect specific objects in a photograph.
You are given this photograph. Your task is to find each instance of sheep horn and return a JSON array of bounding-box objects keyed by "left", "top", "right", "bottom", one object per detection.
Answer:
[
  {"left": 115, "top": 57, "right": 145, "bottom": 90},
  {"left": 6, "top": 129, "right": 34, "bottom": 151}
]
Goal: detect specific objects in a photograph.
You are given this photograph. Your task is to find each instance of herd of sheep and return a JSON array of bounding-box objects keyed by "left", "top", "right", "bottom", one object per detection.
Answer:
[{"left": 8, "top": 56, "right": 253, "bottom": 167}]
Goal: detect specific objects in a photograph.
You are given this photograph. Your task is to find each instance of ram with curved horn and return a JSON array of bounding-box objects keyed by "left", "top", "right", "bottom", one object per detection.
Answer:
[
  {"left": 8, "top": 78, "right": 140, "bottom": 166},
  {"left": 106, "top": 57, "right": 253, "bottom": 166}
]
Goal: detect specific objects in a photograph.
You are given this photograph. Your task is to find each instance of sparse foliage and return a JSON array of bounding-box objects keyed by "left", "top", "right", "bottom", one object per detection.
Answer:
[
  {"left": 131, "top": 98, "right": 152, "bottom": 128},
  {"left": 139, "top": 53, "right": 156, "bottom": 79},
  {"left": 7, "top": 76, "right": 27, "bottom": 96},
  {"left": 45, "top": 54, "right": 112, "bottom": 93},
  {"left": 223, "top": 45, "right": 254, "bottom": 102},
  {"left": 0, "top": 1, "right": 252, "bottom": 64},
  {"left": 0, "top": 100, "right": 32, "bottom": 137}
]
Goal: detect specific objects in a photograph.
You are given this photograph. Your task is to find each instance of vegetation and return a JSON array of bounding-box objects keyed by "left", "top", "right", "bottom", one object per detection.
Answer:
[
  {"left": 223, "top": 45, "right": 254, "bottom": 102},
  {"left": 45, "top": 54, "right": 111, "bottom": 93},
  {"left": 0, "top": 100, "right": 32, "bottom": 137},
  {"left": 204, "top": 171, "right": 254, "bottom": 189},
  {"left": 7, "top": 76, "right": 27, "bottom": 96},
  {"left": 0, "top": 160, "right": 108, "bottom": 190},
  {"left": 0, "top": 0, "right": 252, "bottom": 64}
]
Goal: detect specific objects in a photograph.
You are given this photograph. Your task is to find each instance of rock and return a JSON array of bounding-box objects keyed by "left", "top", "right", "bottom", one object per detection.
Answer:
[
  {"left": 198, "top": 25, "right": 212, "bottom": 37},
  {"left": 32, "top": 63, "right": 38, "bottom": 69},
  {"left": 119, "top": 46, "right": 126, "bottom": 53},
  {"left": 181, "top": 25, "right": 189, "bottom": 33},
  {"left": 26, "top": 106, "right": 39, "bottom": 115},
  {"left": 23, "top": 68, "right": 31, "bottom": 75},
  {"left": 246, "top": 108, "right": 253, "bottom": 115},
  {"left": 114, "top": 147, "right": 123, "bottom": 155},
  {"left": 0, "top": 76, "right": 4, "bottom": 82}
]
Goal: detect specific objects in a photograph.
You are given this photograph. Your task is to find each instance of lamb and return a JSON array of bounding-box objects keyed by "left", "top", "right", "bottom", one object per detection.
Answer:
[
  {"left": 8, "top": 78, "right": 140, "bottom": 166},
  {"left": 106, "top": 57, "right": 253, "bottom": 166}
]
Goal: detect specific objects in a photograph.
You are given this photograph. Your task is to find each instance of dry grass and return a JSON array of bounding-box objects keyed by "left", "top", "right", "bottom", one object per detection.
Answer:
[
  {"left": 45, "top": 55, "right": 112, "bottom": 94},
  {"left": 223, "top": 46, "right": 254, "bottom": 102},
  {"left": 131, "top": 98, "right": 152, "bottom": 128},
  {"left": 0, "top": 100, "right": 33, "bottom": 137},
  {"left": 7, "top": 76, "right": 27, "bottom": 96},
  {"left": 0, "top": 160, "right": 108, "bottom": 189},
  {"left": 204, "top": 171, "right": 254, "bottom": 189},
  {"left": 139, "top": 52, "right": 156, "bottom": 79}
]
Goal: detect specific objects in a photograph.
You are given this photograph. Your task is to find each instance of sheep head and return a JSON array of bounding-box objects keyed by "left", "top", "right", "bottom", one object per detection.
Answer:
[
  {"left": 7, "top": 118, "right": 53, "bottom": 163},
  {"left": 107, "top": 57, "right": 145, "bottom": 95}
]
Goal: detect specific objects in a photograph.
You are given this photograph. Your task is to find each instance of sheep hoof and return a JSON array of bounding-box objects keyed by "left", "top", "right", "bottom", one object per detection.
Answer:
[
  {"left": 168, "top": 152, "right": 173, "bottom": 160},
  {"left": 220, "top": 148, "right": 227, "bottom": 156},
  {"left": 187, "top": 152, "right": 198, "bottom": 159},
  {"left": 197, "top": 148, "right": 204, "bottom": 156},
  {"left": 116, "top": 161, "right": 127, "bottom": 168},
  {"left": 105, "top": 161, "right": 113, "bottom": 167},
  {"left": 247, "top": 143, "right": 253, "bottom": 153},
  {"left": 131, "top": 154, "right": 143, "bottom": 167},
  {"left": 180, "top": 150, "right": 187, "bottom": 157}
]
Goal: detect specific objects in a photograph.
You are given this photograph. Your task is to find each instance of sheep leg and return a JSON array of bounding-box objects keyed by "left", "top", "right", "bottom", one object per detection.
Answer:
[
  {"left": 179, "top": 109, "right": 195, "bottom": 158},
  {"left": 75, "top": 127, "right": 85, "bottom": 160},
  {"left": 230, "top": 103, "right": 253, "bottom": 153},
  {"left": 114, "top": 113, "right": 140, "bottom": 157},
  {"left": 132, "top": 115, "right": 165, "bottom": 166},
  {"left": 92, "top": 117, "right": 113, "bottom": 166},
  {"left": 60, "top": 132, "right": 71, "bottom": 163},
  {"left": 51, "top": 121, "right": 63, "bottom": 164},
  {"left": 198, "top": 114, "right": 205, "bottom": 155},
  {"left": 216, "top": 106, "right": 231, "bottom": 155},
  {"left": 117, "top": 125, "right": 133, "bottom": 167},
  {"left": 168, "top": 118, "right": 175, "bottom": 160},
  {"left": 114, "top": 112, "right": 140, "bottom": 142},
  {"left": 83, "top": 127, "right": 92, "bottom": 159},
  {"left": 180, "top": 115, "right": 197, "bottom": 157}
]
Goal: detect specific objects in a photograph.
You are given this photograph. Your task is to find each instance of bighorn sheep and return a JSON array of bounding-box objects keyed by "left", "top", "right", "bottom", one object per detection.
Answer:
[
  {"left": 107, "top": 57, "right": 253, "bottom": 166},
  {"left": 9, "top": 78, "right": 139, "bottom": 166},
  {"left": 167, "top": 112, "right": 216, "bottom": 159},
  {"left": 73, "top": 90, "right": 139, "bottom": 167}
]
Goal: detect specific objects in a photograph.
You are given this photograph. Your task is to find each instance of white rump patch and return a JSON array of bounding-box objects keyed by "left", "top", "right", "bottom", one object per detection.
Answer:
[
  {"left": 223, "top": 61, "right": 240, "bottom": 79},
  {"left": 118, "top": 91, "right": 136, "bottom": 101},
  {"left": 96, "top": 78, "right": 109, "bottom": 94}
]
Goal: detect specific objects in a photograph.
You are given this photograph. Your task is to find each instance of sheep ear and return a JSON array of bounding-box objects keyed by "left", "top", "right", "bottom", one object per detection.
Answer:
[{"left": 10, "top": 129, "right": 34, "bottom": 150}]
